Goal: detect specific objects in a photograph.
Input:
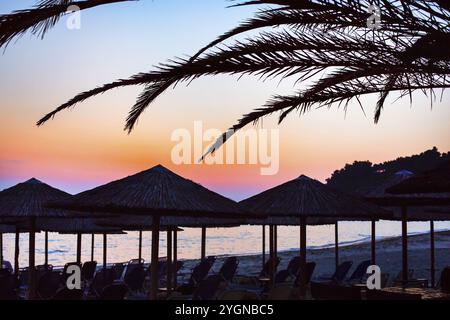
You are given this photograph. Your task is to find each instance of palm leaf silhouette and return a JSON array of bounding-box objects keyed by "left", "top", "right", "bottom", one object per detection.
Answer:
[
  {"left": 35, "top": 0, "right": 449, "bottom": 158},
  {"left": 0, "top": 0, "right": 135, "bottom": 50}
]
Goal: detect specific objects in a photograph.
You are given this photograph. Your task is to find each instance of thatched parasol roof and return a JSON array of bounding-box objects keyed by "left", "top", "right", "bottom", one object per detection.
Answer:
[
  {"left": 98, "top": 215, "right": 240, "bottom": 230},
  {"left": 0, "top": 178, "right": 73, "bottom": 219},
  {"left": 47, "top": 165, "right": 246, "bottom": 220},
  {"left": 33, "top": 217, "right": 124, "bottom": 234},
  {"left": 240, "top": 175, "right": 391, "bottom": 224},
  {"left": 386, "top": 160, "right": 450, "bottom": 194},
  {"left": 0, "top": 224, "right": 20, "bottom": 233},
  {"left": 364, "top": 171, "right": 450, "bottom": 221}
]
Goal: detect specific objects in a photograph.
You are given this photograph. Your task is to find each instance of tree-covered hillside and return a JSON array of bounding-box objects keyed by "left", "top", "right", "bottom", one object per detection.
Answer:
[{"left": 326, "top": 147, "right": 450, "bottom": 195}]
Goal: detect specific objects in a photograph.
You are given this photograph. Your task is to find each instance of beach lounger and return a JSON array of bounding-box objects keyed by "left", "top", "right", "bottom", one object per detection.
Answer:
[
  {"left": 346, "top": 260, "right": 371, "bottom": 284},
  {"left": 234, "top": 257, "right": 281, "bottom": 287},
  {"left": 81, "top": 261, "right": 97, "bottom": 282},
  {"left": 176, "top": 257, "right": 216, "bottom": 295},
  {"left": 123, "top": 263, "right": 146, "bottom": 293},
  {"left": 61, "top": 262, "right": 82, "bottom": 284},
  {"left": 217, "top": 257, "right": 239, "bottom": 282},
  {"left": 112, "top": 262, "right": 127, "bottom": 280},
  {"left": 310, "top": 282, "right": 362, "bottom": 300},
  {"left": 267, "top": 283, "right": 296, "bottom": 300},
  {"left": 317, "top": 261, "right": 353, "bottom": 284},
  {"left": 365, "top": 289, "right": 422, "bottom": 300},
  {"left": 192, "top": 275, "right": 223, "bottom": 300},
  {"left": 0, "top": 268, "right": 11, "bottom": 277},
  {"left": 294, "top": 262, "right": 316, "bottom": 286},
  {"left": 89, "top": 268, "right": 116, "bottom": 298},
  {"left": 273, "top": 257, "right": 302, "bottom": 284},
  {"left": 100, "top": 283, "right": 129, "bottom": 300},
  {"left": 1, "top": 260, "right": 13, "bottom": 274},
  {"left": 0, "top": 274, "right": 19, "bottom": 300},
  {"left": 37, "top": 271, "right": 63, "bottom": 299},
  {"left": 439, "top": 267, "right": 450, "bottom": 293}
]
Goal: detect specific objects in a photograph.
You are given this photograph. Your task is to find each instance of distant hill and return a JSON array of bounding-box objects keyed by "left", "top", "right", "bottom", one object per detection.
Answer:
[{"left": 326, "top": 147, "right": 450, "bottom": 196}]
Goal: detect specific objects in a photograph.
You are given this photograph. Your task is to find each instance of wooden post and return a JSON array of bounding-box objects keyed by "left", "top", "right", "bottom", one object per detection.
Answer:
[
  {"left": 0, "top": 232, "right": 2, "bottom": 268},
  {"left": 103, "top": 233, "right": 107, "bottom": 269},
  {"left": 150, "top": 215, "right": 160, "bottom": 300},
  {"left": 167, "top": 229, "right": 173, "bottom": 293},
  {"left": 201, "top": 227, "right": 206, "bottom": 260},
  {"left": 371, "top": 220, "right": 376, "bottom": 265},
  {"left": 138, "top": 231, "right": 143, "bottom": 262},
  {"left": 173, "top": 229, "right": 178, "bottom": 289},
  {"left": 262, "top": 225, "right": 266, "bottom": 269},
  {"left": 274, "top": 225, "right": 278, "bottom": 265},
  {"left": 28, "top": 217, "right": 36, "bottom": 300},
  {"left": 430, "top": 220, "right": 435, "bottom": 288},
  {"left": 14, "top": 228, "right": 20, "bottom": 276},
  {"left": 299, "top": 217, "right": 307, "bottom": 297},
  {"left": 91, "top": 234, "right": 94, "bottom": 261},
  {"left": 269, "top": 225, "right": 274, "bottom": 285},
  {"left": 76, "top": 233, "right": 82, "bottom": 264},
  {"left": 44, "top": 231, "right": 48, "bottom": 266},
  {"left": 401, "top": 206, "right": 408, "bottom": 285},
  {"left": 335, "top": 222, "right": 339, "bottom": 270}
]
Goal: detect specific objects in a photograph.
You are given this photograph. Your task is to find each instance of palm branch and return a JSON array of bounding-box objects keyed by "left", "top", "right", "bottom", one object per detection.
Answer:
[
  {"left": 0, "top": 0, "right": 135, "bottom": 50},
  {"left": 36, "top": 0, "right": 450, "bottom": 157}
]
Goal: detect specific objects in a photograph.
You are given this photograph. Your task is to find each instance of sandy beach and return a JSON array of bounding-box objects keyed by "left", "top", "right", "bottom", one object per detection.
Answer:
[{"left": 179, "top": 230, "right": 450, "bottom": 286}]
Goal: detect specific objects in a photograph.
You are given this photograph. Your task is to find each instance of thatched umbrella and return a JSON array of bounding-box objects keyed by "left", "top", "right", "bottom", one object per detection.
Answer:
[
  {"left": 383, "top": 165, "right": 450, "bottom": 287},
  {"left": 366, "top": 170, "right": 450, "bottom": 286},
  {"left": 0, "top": 178, "right": 76, "bottom": 299},
  {"left": 386, "top": 160, "right": 450, "bottom": 194},
  {"left": 241, "top": 175, "right": 390, "bottom": 295},
  {"left": 46, "top": 165, "right": 247, "bottom": 299}
]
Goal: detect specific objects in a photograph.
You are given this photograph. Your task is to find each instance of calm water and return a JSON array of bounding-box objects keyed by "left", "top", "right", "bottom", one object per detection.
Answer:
[{"left": 2, "top": 221, "right": 449, "bottom": 268}]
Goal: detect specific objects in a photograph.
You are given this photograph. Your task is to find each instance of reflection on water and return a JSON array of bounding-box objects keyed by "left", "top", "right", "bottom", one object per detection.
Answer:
[{"left": 2, "top": 221, "right": 449, "bottom": 267}]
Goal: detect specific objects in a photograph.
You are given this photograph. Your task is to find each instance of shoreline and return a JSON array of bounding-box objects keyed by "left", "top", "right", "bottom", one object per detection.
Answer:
[{"left": 180, "top": 230, "right": 450, "bottom": 285}]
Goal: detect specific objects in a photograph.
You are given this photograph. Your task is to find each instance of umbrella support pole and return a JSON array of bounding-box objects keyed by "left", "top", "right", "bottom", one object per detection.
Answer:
[
  {"left": 201, "top": 227, "right": 206, "bottom": 260},
  {"left": 76, "top": 233, "right": 82, "bottom": 264},
  {"left": 91, "top": 234, "right": 94, "bottom": 261},
  {"left": 269, "top": 225, "right": 274, "bottom": 286},
  {"left": 138, "top": 231, "right": 143, "bottom": 262},
  {"left": 371, "top": 220, "right": 376, "bottom": 265},
  {"left": 274, "top": 225, "right": 278, "bottom": 267},
  {"left": 401, "top": 206, "right": 408, "bottom": 285},
  {"left": 335, "top": 222, "right": 339, "bottom": 270},
  {"left": 262, "top": 225, "right": 266, "bottom": 270},
  {"left": 430, "top": 220, "right": 435, "bottom": 288},
  {"left": 28, "top": 217, "right": 36, "bottom": 300},
  {"left": 0, "top": 233, "right": 2, "bottom": 268},
  {"left": 103, "top": 233, "right": 107, "bottom": 270},
  {"left": 167, "top": 229, "right": 173, "bottom": 293},
  {"left": 14, "top": 228, "right": 20, "bottom": 276},
  {"left": 299, "top": 218, "right": 307, "bottom": 298},
  {"left": 173, "top": 229, "right": 178, "bottom": 289},
  {"left": 150, "top": 215, "right": 160, "bottom": 300},
  {"left": 44, "top": 232, "right": 48, "bottom": 266}
]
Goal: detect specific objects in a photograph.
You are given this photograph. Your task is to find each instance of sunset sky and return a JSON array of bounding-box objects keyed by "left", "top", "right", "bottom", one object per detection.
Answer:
[{"left": 0, "top": 0, "right": 449, "bottom": 201}]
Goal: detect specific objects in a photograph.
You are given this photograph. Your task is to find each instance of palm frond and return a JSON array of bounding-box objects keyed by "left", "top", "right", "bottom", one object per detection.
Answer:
[
  {"left": 36, "top": 0, "right": 449, "bottom": 159},
  {"left": 0, "top": 0, "right": 135, "bottom": 50}
]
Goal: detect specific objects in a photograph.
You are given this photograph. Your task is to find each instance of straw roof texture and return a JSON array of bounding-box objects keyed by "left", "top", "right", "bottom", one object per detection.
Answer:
[
  {"left": 240, "top": 175, "right": 391, "bottom": 221},
  {"left": 47, "top": 165, "right": 245, "bottom": 219},
  {"left": 0, "top": 178, "right": 72, "bottom": 219}
]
